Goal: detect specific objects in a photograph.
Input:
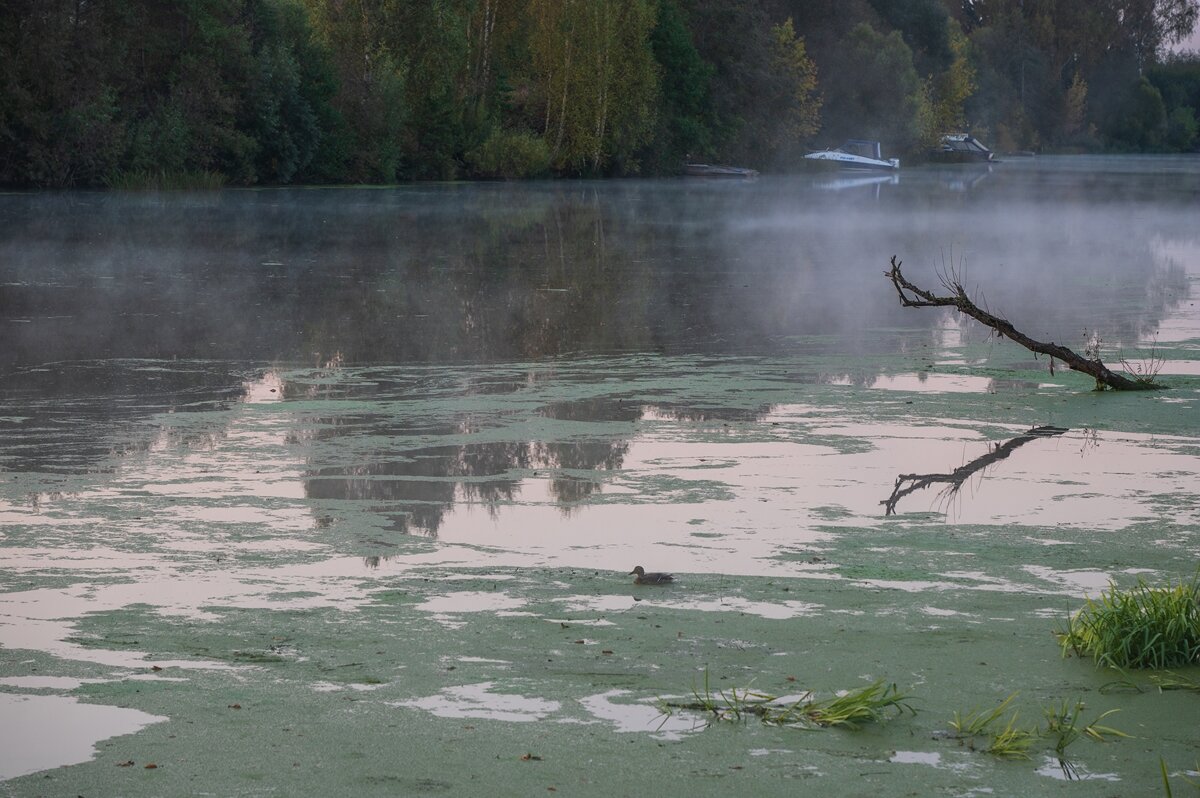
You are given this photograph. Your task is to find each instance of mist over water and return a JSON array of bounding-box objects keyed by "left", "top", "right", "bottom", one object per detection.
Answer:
[{"left": 1, "top": 155, "right": 1195, "bottom": 371}]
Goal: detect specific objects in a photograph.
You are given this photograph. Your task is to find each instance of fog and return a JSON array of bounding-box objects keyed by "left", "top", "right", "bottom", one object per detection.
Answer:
[{"left": 1, "top": 155, "right": 1195, "bottom": 374}]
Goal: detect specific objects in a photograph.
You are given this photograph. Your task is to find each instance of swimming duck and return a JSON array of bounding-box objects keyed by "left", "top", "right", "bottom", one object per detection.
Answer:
[{"left": 629, "top": 565, "right": 674, "bottom": 585}]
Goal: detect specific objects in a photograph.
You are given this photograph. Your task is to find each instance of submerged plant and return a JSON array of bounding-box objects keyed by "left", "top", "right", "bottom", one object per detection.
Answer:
[
  {"left": 803, "top": 681, "right": 914, "bottom": 729},
  {"left": 1057, "top": 576, "right": 1200, "bottom": 669},
  {"left": 949, "top": 692, "right": 1020, "bottom": 738},
  {"left": 1161, "top": 756, "right": 1200, "bottom": 797},
  {"left": 985, "top": 713, "right": 1036, "bottom": 760},
  {"left": 949, "top": 694, "right": 1031, "bottom": 758},
  {"left": 1042, "top": 698, "right": 1127, "bottom": 760},
  {"left": 1151, "top": 671, "right": 1200, "bottom": 694},
  {"left": 950, "top": 694, "right": 1126, "bottom": 765},
  {"left": 662, "top": 671, "right": 913, "bottom": 730}
]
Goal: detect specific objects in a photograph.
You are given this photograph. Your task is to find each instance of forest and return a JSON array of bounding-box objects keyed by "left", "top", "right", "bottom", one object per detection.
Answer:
[{"left": 1, "top": 0, "right": 1198, "bottom": 187}]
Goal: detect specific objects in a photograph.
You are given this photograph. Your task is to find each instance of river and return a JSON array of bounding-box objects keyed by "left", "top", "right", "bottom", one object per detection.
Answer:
[{"left": 1, "top": 157, "right": 1198, "bottom": 795}]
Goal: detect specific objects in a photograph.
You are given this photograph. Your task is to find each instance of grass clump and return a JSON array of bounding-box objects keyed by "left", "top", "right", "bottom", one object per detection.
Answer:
[
  {"left": 948, "top": 694, "right": 1126, "bottom": 768},
  {"left": 1057, "top": 576, "right": 1200, "bottom": 669},
  {"left": 660, "top": 670, "right": 913, "bottom": 730},
  {"left": 949, "top": 694, "right": 1035, "bottom": 759}
]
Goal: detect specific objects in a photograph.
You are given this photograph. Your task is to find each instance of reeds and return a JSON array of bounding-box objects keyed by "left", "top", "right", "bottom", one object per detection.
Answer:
[
  {"left": 1161, "top": 756, "right": 1200, "bottom": 797},
  {"left": 660, "top": 671, "right": 914, "bottom": 729},
  {"left": 949, "top": 694, "right": 1035, "bottom": 759},
  {"left": 1057, "top": 576, "right": 1200, "bottom": 669},
  {"left": 948, "top": 693, "right": 1126, "bottom": 766}
]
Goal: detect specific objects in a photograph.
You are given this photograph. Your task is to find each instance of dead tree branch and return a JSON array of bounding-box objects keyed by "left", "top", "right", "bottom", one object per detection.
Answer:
[
  {"left": 881, "top": 425, "right": 1067, "bottom": 515},
  {"left": 886, "top": 256, "right": 1162, "bottom": 391}
]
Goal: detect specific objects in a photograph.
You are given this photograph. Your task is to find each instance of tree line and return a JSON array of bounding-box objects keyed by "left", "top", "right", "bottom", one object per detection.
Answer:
[{"left": 1, "top": 0, "right": 1197, "bottom": 188}]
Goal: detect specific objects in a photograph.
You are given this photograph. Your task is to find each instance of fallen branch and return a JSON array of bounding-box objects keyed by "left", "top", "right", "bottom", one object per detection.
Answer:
[
  {"left": 886, "top": 256, "right": 1163, "bottom": 391},
  {"left": 881, "top": 425, "right": 1067, "bottom": 515}
]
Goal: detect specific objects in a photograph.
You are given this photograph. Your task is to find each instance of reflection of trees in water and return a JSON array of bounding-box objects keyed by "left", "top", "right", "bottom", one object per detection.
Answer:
[
  {"left": 304, "top": 438, "right": 632, "bottom": 536},
  {"left": 881, "top": 425, "right": 1068, "bottom": 515},
  {"left": 298, "top": 388, "right": 641, "bottom": 536},
  {"left": 5, "top": 179, "right": 1189, "bottom": 374},
  {"left": 2, "top": 178, "right": 1192, "bottom": 519},
  {"left": 0, "top": 361, "right": 249, "bottom": 474}
]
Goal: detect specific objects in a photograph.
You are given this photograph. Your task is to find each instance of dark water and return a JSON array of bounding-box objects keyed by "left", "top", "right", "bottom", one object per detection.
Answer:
[{"left": 2, "top": 156, "right": 1195, "bottom": 370}]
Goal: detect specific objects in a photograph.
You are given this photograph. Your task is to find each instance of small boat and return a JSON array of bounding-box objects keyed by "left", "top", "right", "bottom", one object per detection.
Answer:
[
  {"left": 683, "top": 163, "right": 759, "bottom": 179},
  {"left": 931, "top": 133, "right": 994, "bottom": 163},
  {"left": 803, "top": 140, "right": 899, "bottom": 171}
]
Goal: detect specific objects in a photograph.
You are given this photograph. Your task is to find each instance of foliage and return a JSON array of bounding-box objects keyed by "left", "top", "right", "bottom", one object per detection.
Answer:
[
  {"left": 1151, "top": 54, "right": 1200, "bottom": 150},
  {"left": 922, "top": 20, "right": 976, "bottom": 146},
  {"left": 949, "top": 693, "right": 1127, "bottom": 766},
  {"left": 302, "top": 0, "right": 409, "bottom": 183},
  {"left": 660, "top": 671, "right": 914, "bottom": 729},
  {"left": 527, "top": 0, "right": 660, "bottom": 175},
  {"left": 2, "top": 0, "right": 1198, "bottom": 185},
  {"left": 1106, "top": 77, "right": 1169, "bottom": 150},
  {"left": 466, "top": 129, "right": 552, "bottom": 179},
  {"left": 638, "top": 0, "right": 717, "bottom": 172},
  {"left": 765, "top": 18, "right": 822, "bottom": 154},
  {"left": 1057, "top": 576, "right": 1200, "bottom": 669},
  {"left": 818, "top": 23, "right": 928, "bottom": 154}
]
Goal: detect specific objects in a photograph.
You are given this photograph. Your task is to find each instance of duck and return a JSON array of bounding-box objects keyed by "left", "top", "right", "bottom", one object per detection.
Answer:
[{"left": 629, "top": 565, "right": 674, "bottom": 585}]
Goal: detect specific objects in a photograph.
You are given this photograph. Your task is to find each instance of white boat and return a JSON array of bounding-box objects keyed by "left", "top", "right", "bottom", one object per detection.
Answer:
[{"left": 803, "top": 139, "right": 899, "bottom": 171}]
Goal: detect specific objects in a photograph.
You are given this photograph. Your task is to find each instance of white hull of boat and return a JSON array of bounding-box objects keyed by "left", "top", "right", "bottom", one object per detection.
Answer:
[{"left": 803, "top": 150, "right": 900, "bottom": 171}]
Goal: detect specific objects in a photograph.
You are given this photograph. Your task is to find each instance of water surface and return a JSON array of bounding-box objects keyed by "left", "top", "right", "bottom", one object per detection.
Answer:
[{"left": 1, "top": 157, "right": 1198, "bottom": 795}]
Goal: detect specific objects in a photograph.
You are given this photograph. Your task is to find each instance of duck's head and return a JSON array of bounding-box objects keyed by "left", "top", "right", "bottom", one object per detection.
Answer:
[{"left": 629, "top": 566, "right": 645, "bottom": 576}]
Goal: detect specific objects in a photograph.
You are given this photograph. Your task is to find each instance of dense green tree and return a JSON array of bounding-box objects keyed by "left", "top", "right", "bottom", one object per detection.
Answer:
[
  {"left": 0, "top": 0, "right": 342, "bottom": 187},
  {"left": 965, "top": 8, "right": 1057, "bottom": 150},
  {"left": 527, "top": 0, "right": 660, "bottom": 174},
  {"left": 1106, "top": 75, "right": 1168, "bottom": 149},
  {"left": 818, "top": 23, "right": 928, "bottom": 153},
  {"left": 302, "top": 0, "right": 409, "bottom": 182},
  {"left": 1147, "top": 54, "right": 1200, "bottom": 150},
  {"left": 866, "top": 0, "right": 953, "bottom": 74},
  {"left": 638, "top": 0, "right": 717, "bottom": 172},
  {"left": 3, "top": 0, "right": 1198, "bottom": 186},
  {"left": 764, "top": 18, "right": 821, "bottom": 157},
  {"left": 679, "top": 0, "right": 822, "bottom": 166},
  {"left": 923, "top": 18, "right": 975, "bottom": 140}
]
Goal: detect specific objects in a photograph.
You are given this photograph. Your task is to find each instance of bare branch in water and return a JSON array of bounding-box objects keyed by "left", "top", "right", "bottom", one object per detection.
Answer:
[{"left": 886, "top": 256, "right": 1163, "bottom": 391}]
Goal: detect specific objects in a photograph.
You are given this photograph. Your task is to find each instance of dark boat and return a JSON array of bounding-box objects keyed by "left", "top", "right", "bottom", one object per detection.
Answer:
[{"left": 931, "top": 133, "right": 994, "bottom": 163}]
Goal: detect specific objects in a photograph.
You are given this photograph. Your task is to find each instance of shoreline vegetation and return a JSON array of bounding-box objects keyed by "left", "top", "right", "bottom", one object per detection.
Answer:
[{"left": 2, "top": 0, "right": 1199, "bottom": 190}]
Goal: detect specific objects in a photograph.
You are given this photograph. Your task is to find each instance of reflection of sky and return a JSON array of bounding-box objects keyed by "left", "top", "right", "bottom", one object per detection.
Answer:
[
  {"left": 0, "top": 694, "right": 166, "bottom": 779},
  {"left": 1150, "top": 237, "right": 1200, "bottom": 344}
]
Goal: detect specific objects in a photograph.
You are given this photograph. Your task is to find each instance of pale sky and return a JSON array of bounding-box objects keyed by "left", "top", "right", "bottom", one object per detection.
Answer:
[{"left": 1173, "top": 26, "right": 1200, "bottom": 53}]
